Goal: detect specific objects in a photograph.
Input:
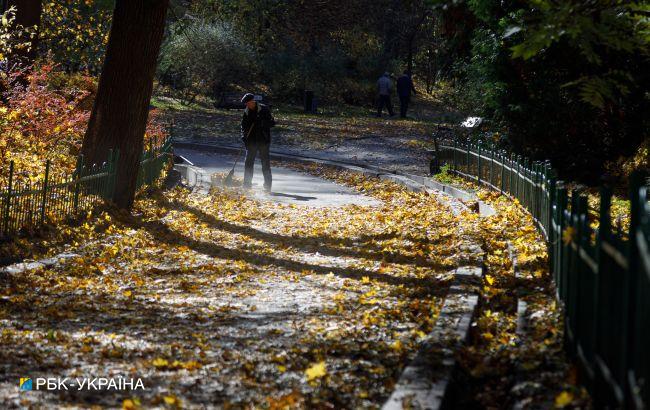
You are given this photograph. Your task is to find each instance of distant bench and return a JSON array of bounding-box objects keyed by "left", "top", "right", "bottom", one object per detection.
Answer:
[{"left": 214, "top": 92, "right": 269, "bottom": 109}]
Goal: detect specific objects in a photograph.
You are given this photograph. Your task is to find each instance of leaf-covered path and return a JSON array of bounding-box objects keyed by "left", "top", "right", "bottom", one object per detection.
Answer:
[{"left": 0, "top": 163, "right": 464, "bottom": 409}]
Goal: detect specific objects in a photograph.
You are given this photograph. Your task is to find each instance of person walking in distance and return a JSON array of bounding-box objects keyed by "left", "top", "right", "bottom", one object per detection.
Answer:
[
  {"left": 376, "top": 72, "right": 395, "bottom": 117},
  {"left": 240, "top": 93, "right": 275, "bottom": 191},
  {"left": 396, "top": 70, "right": 417, "bottom": 118}
]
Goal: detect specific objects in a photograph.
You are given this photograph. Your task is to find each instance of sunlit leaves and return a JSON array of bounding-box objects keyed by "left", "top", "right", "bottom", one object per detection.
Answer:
[
  {"left": 457, "top": 182, "right": 585, "bottom": 405},
  {"left": 555, "top": 390, "right": 574, "bottom": 407},
  {"left": 0, "top": 6, "right": 38, "bottom": 62},
  {"left": 304, "top": 361, "right": 327, "bottom": 382},
  {"left": 41, "top": 0, "right": 113, "bottom": 73},
  {"left": 0, "top": 66, "right": 169, "bottom": 188},
  {"left": 1, "top": 164, "right": 462, "bottom": 407}
]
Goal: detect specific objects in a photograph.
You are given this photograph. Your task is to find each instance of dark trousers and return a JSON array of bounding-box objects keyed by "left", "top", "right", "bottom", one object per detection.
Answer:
[
  {"left": 377, "top": 95, "right": 394, "bottom": 116},
  {"left": 399, "top": 95, "right": 410, "bottom": 118},
  {"left": 243, "top": 141, "right": 272, "bottom": 189}
]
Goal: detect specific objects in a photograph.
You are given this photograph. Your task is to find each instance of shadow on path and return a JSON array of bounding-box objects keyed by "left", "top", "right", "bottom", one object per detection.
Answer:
[
  {"left": 155, "top": 196, "right": 455, "bottom": 272},
  {"left": 269, "top": 192, "right": 318, "bottom": 201}
]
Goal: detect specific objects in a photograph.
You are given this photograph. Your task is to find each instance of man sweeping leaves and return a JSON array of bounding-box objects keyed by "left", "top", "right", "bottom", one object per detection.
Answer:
[{"left": 240, "top": 93, "right": 275, "bottom": 192}]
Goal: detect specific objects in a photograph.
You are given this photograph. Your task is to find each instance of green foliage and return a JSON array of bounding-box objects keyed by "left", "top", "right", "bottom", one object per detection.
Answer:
[
  {"left": 508, "top": 0, "right": 650, "bottom": 109},
  {"left": 261, "top": 37, "right": 398, "bottom": 104},
  {"left": 434, "top": 163, "right": 455, "bottom": 184},
  {"left": 161, "top": 0, "right": 426, "bottom": 105},
  {"left": 40, "top": 1, "right": 113, "bottom": 73},
  {"left": 434, "top": 0, "right": 650, "bottom": 183},
  {"left": 0, "top": 6, "right": 37, "bottom": 63},
  {"left": 157, "top": 20, "right": 256, "bottom": 100}
]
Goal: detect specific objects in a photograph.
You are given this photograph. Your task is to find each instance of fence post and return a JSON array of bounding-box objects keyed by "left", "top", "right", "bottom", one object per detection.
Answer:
[
  {"left": 490, "top": 144, "right": 495, "bottom": 187},
  {"left": 507, "top": 153, "right": 512, "bottom": 195},
  {"left": 465, "top": 137, "right": 472, "bottom": 176},
  {"left": 527, "top": 159, "right": 532, "bottom": 210},
  {"left": 476, "top": 140, "right": 481, "bottom": 185},
  {"left": 509, "top": 153, "right": 515, "bottom": 197},
  {"left": 547, "top": 171, "right": 557, "bottom": 272},
  {"left": 548, "top": 169, "right": 557, "bottom": 239},
  {"left": 624, "top": 172, "right": 644, "bottom": 405},
  {"left": 536, "top": 161, "right": 541, "bottom": 214},
  {"left": 500, "top": 151, "right": 506, "bottom": 193},
  {"left": 453, "top": 137, "right": 457, "bottom": 172},
  {"left": 73, "top": 155, "right": 83, "bottom": 214},
  {"left": 522, "top": 158, "right": 528, "bottom": 208},
  {"left": 556, "top": 184, "right": 568, "bottom": 293},
  {"left": 531, "top": 160, "right": 537, "bottom": 213},
  {"left": 40, "top": 160, "right": 51, "bottom": 224},
  {"left": 515, "top": 155, "right": 522, "bottom": 201},
  {"left": 530, "top": 162, "right": 536, "bottom": 218},
  {"left": 535, "top": 162, "right": 540, "bottom": 220},
  {"left": 3, "top": 161, "right": 14, "bottom": 236}
]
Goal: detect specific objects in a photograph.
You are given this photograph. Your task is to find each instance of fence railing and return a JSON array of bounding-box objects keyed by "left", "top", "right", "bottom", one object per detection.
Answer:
[
  {"left": 435, "top": 137, "right": 649, "bottom": 409},
  {"left": 1, "top": 137, "right": 172, "bottom": 237},
  {"left": 137, "top": 137, "right": 173, "bottom": 189}
]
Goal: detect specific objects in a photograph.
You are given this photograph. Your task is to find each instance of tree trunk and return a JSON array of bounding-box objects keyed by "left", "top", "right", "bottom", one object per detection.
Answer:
[
  {"left": 4, "top": 0, "right": 42, "bottom": 70},
  {"left": 81, "top": 0, "right": 169, "bottom": 209},
  {"left": 407, "top": 45, "right": 413, "bottom": 74}
]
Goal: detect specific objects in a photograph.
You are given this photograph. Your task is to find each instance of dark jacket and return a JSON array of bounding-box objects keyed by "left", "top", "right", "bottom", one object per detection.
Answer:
[
  {"left": 377, "top": 74, "right": 392, "bottom": 96},
  {"left": 241, "top": 103, "right": 275, "bottom": 145},
  {"left": 396, "top": 74, "right": 417, "bottom": 98}
]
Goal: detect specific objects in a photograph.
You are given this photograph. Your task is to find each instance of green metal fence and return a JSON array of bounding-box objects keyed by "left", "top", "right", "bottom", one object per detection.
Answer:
[
  {"left": 137, "top": 137, "right": 173, "bottom": 189},
  {"left": 435, "top": 137, "right": 649, "bottom": 408},
  {"left": 1, "top": 137, "right": 172, "bottom": 237}
]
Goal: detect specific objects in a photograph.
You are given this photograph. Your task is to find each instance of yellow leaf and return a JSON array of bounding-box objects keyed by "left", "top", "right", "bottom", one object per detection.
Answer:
[
  {"left": 152, "top": 357, "right": 169, "bottom": 369},
  {"left": 123, "top": 290, "right": 132, "bottom": 298},
  {"left": 391, "top": 340, "right": 403, "bottom": 351},
  {"left": 562, "top": 227, "right": 576, "bottom": 245},
  {"left": 361, "top": 276, "right": 370, "bottom": 284},
  {"left": 278, "top": 365, "right": 287, "bottom": 373},
  {"left": 163, "top": 395, "right": 179, "bottom": 405},
  {"left": 122, "top": 398, "right": 141, "bottom": 410},
  {"left": 305, "top": 361, "right": 327, "bottom": 381},
  {"left": 179, "top": 360, "right": 202, "bottom": 370},
  {"left": 485, "top": 275, "right": 494, "bottom": 286},
  {"left": 555, "top": 391, "right": 574, "bottom": 408}
]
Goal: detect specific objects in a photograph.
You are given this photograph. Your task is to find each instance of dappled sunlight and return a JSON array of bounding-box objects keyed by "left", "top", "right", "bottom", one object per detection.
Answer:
[{"left": 1, "top": 166, "right": 459, "bottom": 408}]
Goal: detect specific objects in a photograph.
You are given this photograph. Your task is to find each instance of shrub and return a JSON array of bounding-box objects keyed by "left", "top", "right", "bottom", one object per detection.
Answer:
[
  {"left": 1, "top": 63, "right": 168, "bottom": 185},
  {"left": 1, "top": 63, "right": 91, "bottom": 183},
  {"left": 157, "top": 20, "right": 256, "bottom": 101}
]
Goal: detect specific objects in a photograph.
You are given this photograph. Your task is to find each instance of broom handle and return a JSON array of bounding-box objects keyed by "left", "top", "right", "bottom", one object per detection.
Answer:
[{"left": 233, "top": 122, "right": 256, "bottom": 169}]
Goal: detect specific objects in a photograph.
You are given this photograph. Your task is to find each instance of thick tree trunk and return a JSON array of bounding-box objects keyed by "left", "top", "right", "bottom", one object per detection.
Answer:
[
  {"left": 4, "top": 0, "right": 42, "bottom": 70},
  {"left": 81, "top": 0, "right": 169, "bottom": 209}
]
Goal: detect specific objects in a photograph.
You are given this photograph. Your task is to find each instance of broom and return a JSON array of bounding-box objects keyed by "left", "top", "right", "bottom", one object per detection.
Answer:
[{"left": 224, "top": 122, "right": 255, "bottom": 186}]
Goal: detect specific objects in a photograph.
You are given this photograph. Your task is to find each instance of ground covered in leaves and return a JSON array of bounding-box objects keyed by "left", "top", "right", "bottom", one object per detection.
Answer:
[
  {"left": 449, "top": 188, "right": 590, "bottom": 409},
  {"left": 0, "top": 165, "right": 462, "bottom": 409}
]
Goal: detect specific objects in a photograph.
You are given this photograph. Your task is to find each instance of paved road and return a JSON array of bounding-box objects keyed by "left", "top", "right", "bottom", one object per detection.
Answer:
[{"left": 175, "top": 147, "right": 381, "bottom": 208}]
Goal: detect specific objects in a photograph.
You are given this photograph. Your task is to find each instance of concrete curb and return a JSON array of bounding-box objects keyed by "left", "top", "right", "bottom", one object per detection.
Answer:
[
  {"left": 173, "top": 141, "right": 487, "bottom": 410},
  {"left": 382, "top": 268, "right": 482, "bottom": 410},
  {"left": 173, "top": 163, "right": 210, "bottom": 192},
  {"left": 0, "top": 252, "right": 80, "bottom": 276}
]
